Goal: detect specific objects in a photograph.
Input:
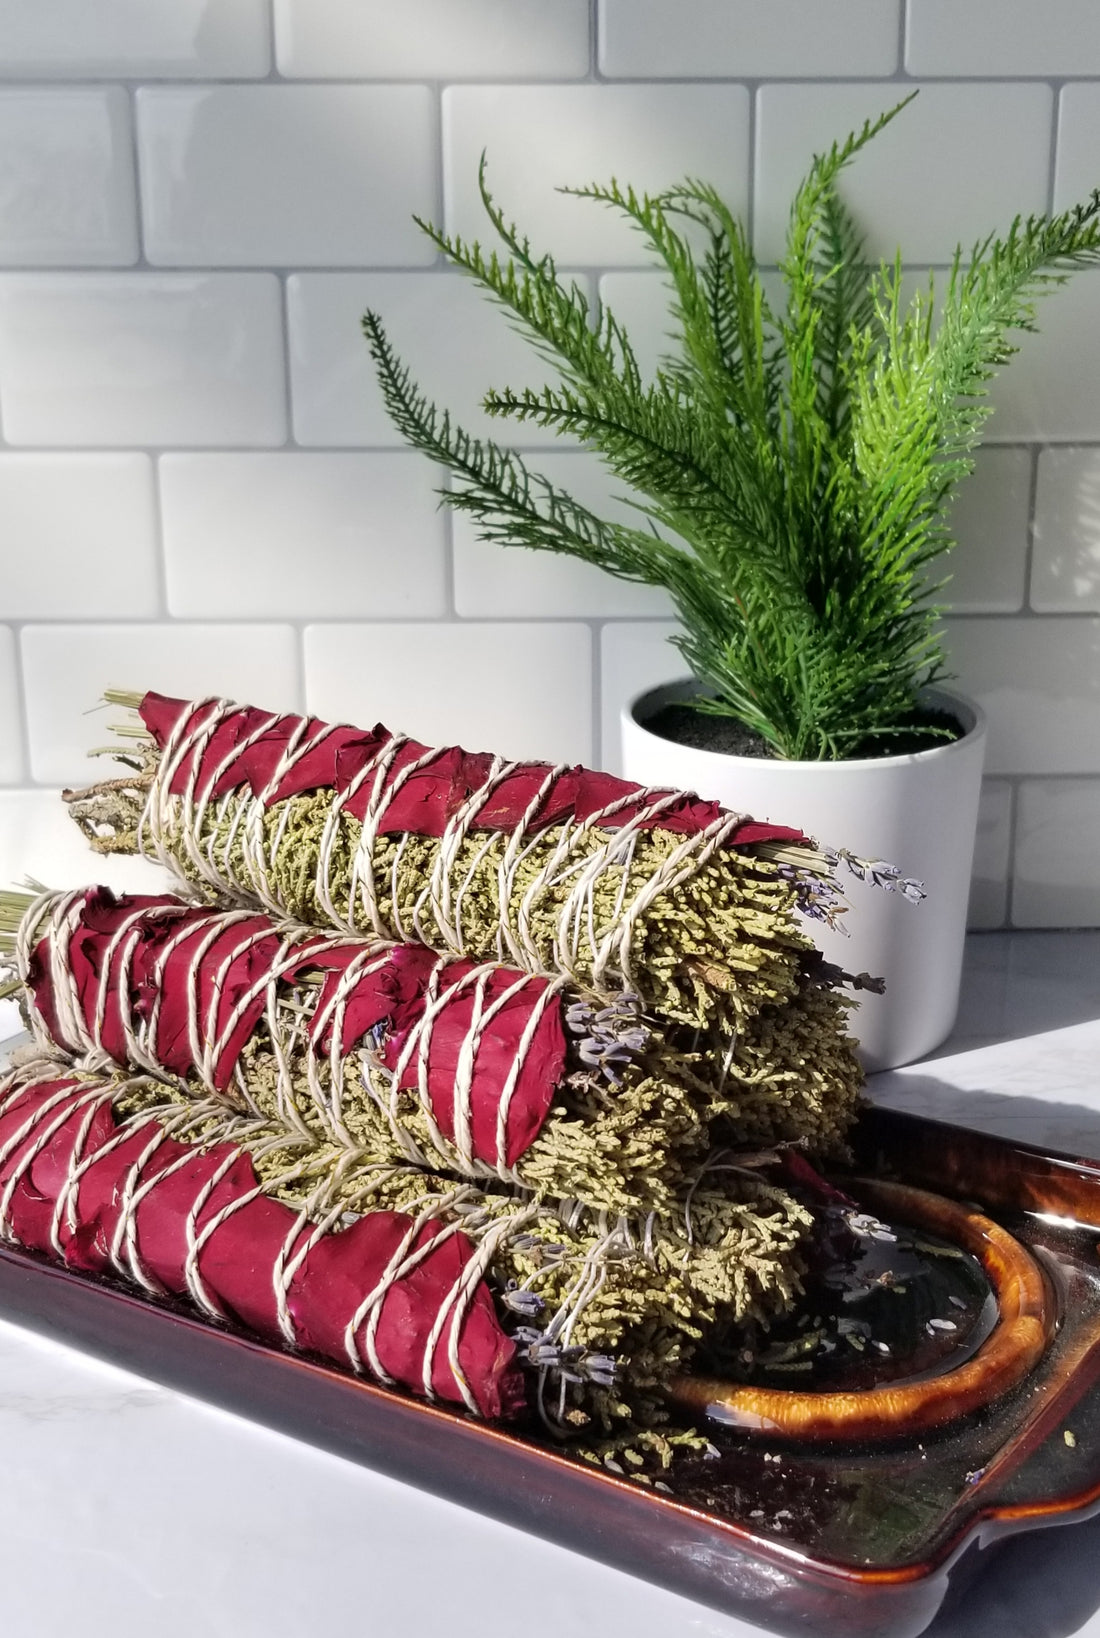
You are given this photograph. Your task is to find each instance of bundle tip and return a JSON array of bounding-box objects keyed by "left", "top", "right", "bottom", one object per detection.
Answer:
[{"left": 102, "top": 688, "right": 145, "bottom": 710}]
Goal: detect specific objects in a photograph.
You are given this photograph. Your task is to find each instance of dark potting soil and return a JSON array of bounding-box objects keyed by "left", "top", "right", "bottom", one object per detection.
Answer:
[{"left": 642, "top": 701, "right": 964, "bottom": 761}]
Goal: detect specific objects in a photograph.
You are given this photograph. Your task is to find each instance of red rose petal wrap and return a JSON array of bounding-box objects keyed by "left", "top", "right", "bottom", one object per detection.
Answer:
[
  {"left": 0, "top": 1073, "right": 524, "bottom": 1420},
  {"left": 139, "top": 691, "right": 807, "bottom": 849},
  {"left": 24, "top": 890, "right": 567, "bottom": 1173}
]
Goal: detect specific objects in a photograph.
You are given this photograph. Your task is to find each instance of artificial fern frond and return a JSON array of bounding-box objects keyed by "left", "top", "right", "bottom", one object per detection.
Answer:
[
  {"left": 362, "top": 308, "right": 715, "bottom": 610},
  {"left": 663, "top": 179, "right": 784, "bottom": 436},
  {"left": 851, "top": 191, "right": 1100, "bottom": 608},
  {"left": 480, "top": 382, "right": 778, "bottom": 568},
  {"left": 363, "top": 100, "right": 1100, "bottom": 760}
]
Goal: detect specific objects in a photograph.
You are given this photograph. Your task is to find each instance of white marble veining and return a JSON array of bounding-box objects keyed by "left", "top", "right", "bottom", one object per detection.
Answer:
[{"left": 3, "top": 932, "right": 1100, "bottom": 1638}]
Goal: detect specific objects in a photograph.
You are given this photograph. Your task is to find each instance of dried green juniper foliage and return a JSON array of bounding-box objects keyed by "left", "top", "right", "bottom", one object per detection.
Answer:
[
  {"left": 276, "top": 805, "right": 808, "bottom": 1024},
  {"left": 706, "top": 981, "right": 864, "bottom": 1156},
  {"left": 71, "top": 768, "right": 817, "bottom": 1026},
  {"left": 576, "top": 1422, "right": 716, "bottom": 1479},
  {"left": 221, "top": 996, "right": 712, "bottom": 1217},
  {"left": 108, "top": 1074, "right": 811, "bottom": 1436},
  {"left": 65, "top": 706, "right": 866, "bottom": 1190},
  {"left": 204, "top": 977, "right": 859, "bottom": 1218},
  {"left": 230, "top": 805, "right": 862, "bottom": 1156},
  {"left": 66, "top": 759, "right": 865, "bottom": 1172}
]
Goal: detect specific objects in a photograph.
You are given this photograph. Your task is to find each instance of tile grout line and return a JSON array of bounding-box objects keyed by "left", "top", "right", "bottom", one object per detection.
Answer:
[
  {"left": 747, "top": 80, "right": 758, "bottom": 245},
  {"left": 7, "top": 621, "right": 34, "bottom": 791},
  {"left": 897, "top": 0, "right": 909, "bottom": 78},
  {"left": 11, "top": 439, "right": 1100, "bottom": 457},
  {"left": 123, "top": 83, "right": 152, "bottom": 272},
  {"left": 292, "top": 618, "right": 308, "bottom": 715},
  {"left": 147, "top": 453, "right": 171, "bottom": 620},
  {"left": 441, "top": 471, "right": 458, "bottom": 621},
  {"left": 1004, "top": 776, "right": 1022, "bottom": 928},
  {"left": 1046, "top": 77, "right": 1063, "bottom": 215},
  {"left": 5, "top": 609, "right": 1100, "bottom": 628},
  {"left": 433, "top": 75, "right": 457, "bottom": 622},
  {"left": 589, "top": 617, "right": 604, "bottom": 767},
  {"left": 262, "top": 0, "right": 278, "bottom": 81},
  {"left": 8, "top": 68, "right": 1100, "bottom": 90},
  {"left": 0, "top": 260, "right": 1080, "bottom": 278},
  {"left": 1023, "top": 444, "right": 1042, "bottom": 613},
  {"left": 274, "top": 272, "right": 296, "bottom": 454}
]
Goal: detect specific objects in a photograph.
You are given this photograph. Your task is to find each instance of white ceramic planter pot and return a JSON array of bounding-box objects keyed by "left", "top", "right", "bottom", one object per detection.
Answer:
[{"left": 621, "top": 681, "right": 987, "bottom": 1073}]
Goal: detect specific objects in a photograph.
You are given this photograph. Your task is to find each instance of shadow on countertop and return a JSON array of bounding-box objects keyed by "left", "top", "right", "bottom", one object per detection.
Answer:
[
  {"left": 929, "top": 1507, "right": 1100, "bottom": 1638},
  {"left": 867, "top": 926, "right": 1100, "bottom": 1160},
  {"left": 918, "top": 929, "right": 1100, "bottom": 1059},
  {"left": 868, "top": 1072, "right": 1100, "bottom": 1162}
]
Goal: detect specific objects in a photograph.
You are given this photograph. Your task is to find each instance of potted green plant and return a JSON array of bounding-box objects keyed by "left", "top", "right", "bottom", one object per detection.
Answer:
[{"left": 361, "top": 95, "right": 1100, "bottom": 1070}]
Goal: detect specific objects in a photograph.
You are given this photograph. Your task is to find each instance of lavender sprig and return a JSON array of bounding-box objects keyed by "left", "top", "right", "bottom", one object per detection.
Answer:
[
  {"left": 500, "top": 1280, "right": 545, "bottom": 1319},
  {"left": 825, "top": 847, "right": 927, "bottom": 905},
  {"left": 564, "top": 992, "right": 650, "bottom": 1084},
  {"left": 512, "top": 1327, "right": 618, "bottom": 1388},
  {"left": 778, "top": 865, "right": 849, "bottom": 929}
]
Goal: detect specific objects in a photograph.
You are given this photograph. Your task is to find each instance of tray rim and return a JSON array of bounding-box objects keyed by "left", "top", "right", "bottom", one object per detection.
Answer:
[{"left": 4, "top": 1103, "right": 1100, "bottom": 1636}]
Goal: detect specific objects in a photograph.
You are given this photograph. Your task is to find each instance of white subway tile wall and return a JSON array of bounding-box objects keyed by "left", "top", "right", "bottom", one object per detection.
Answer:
[
  {"left": 274, "top": 0, "right": 592, "bottom": 82},
  {"left": 161, "top": 451, "right": 447, "bottom": 618},
  {"left": 0, "top": 273, "right": 287, "bottom": 445},
  {"left": 1032, "top": 447, "right": 1100, "bottom": 613},
  {"left": 1013, "top": 779, "right": 1100, "bottom": 927},
  {"left": 0, "top": 626, "right": 22, "bottom": 783},
  {"left": 0, "top": 3, "right": 1097, "bottom": 928},
  {"left": 599, "top": 1, "right": 901, "bottom": 79},
  {"left": 754, "top": 83, "right": 1053, "bottom": 264},
  {"left": 0, "top": 1, "right": 272, "bottom": 80},
  {"left": 0, "top": 788, "right": 171, "bottom": 899},
  {"left": 286, "top": 271, "right": 595, "bottom": 448},
  {"left": 1056, "top": 85, "right": 1100, "bottom": 214},
  {"left": 945, "top": 617, "right": 1100, "bottom": 777},
  {"left": 303, "top": 622, "right": 593, "bottom": 765},
  {"left": 0, "top": 454, "right": 159, "bottom": 618},
  {"left": 968, "top": 781, "right": 1014, "bottom": 931},
  {"left": 907, "top": 1, "right": 1100, "bottom": 78},
  {"left": 599, "top": 618, "right": 680, "bottom": 771},
  {"left": 444, "top": 84, "right": 750, "bottom": 266},
  {"left": 986, "top": 272, "right": 1100, "bottom": 442},
  {"left": 136, "top": 86, "right": 438, "bottom": 268},
  {"left": 943, "top": 448, "right": 1031, "bottom": 615},
  {"left": 0, "top": 88, "right": 137, "bottom": 266},
  {"left": 21, "top": 623, "right": 301, "bottom": 786},
  {"left": 453, "top": 452, "right": 672, "bottom": 618}
]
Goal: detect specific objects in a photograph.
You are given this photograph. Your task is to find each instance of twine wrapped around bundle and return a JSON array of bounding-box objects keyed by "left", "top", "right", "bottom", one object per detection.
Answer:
[
  {"left": 0, "top": 1054, "right": 811, "bottom": 1437},
  {"left": 3, "top": 886, "right": 863, "bottom": 1214},
  {"left": 64, "top": 691, "right": 900, "bottom": 1038},
  {"left": 0, "top": 1058, "right": 523, "bottom": 1419},
  {"left": 43, "top": 686, "right": 926, "bottom": 1443}
]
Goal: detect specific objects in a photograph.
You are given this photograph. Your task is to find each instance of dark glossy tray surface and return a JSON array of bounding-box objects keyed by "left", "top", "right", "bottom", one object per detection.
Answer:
[{"left": 4, "top": 1104, "right": 1100, "bottom": 1638}]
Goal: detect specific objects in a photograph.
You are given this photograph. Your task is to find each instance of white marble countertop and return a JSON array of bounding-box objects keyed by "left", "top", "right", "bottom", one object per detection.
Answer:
[{"left": 2, "top": 930, "right": 1100, "bottom": 1638}]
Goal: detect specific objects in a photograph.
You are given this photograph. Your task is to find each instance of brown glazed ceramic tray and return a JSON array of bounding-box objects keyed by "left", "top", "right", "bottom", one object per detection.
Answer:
[{"left": 4, "top": 1103, "right": 1100, "bottom": 1638}]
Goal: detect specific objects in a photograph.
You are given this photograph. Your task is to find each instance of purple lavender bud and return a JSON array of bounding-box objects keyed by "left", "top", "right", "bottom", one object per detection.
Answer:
[
  {"left": 581, "top": 1353, "right": 617, "bottom": 1387},
  {"left": 502, "top": 1282, "right": 545, "bottom": 1318},
  {"left": 511, "top": 1326, "right": 544, "bottom": 1346}
]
